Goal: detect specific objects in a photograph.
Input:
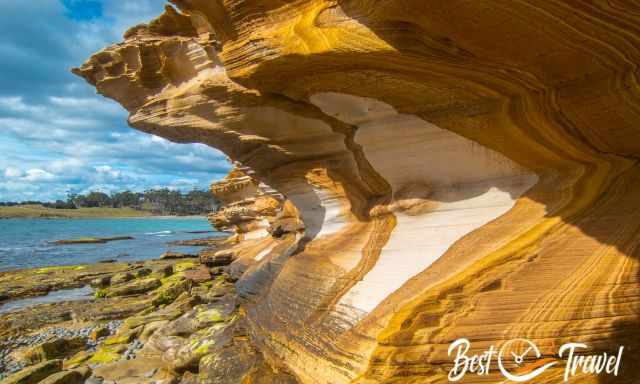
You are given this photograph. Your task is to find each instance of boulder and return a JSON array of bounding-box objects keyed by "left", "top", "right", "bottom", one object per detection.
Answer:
[
  {"left": 20, "top": 338, "right": 85, "bottom": 364},
  {"left": 103, "top": 327, "right": 141, "bottom": 346},
  {"left": 151, "top": 265, "right": 174, "bottom": 278},
  {"left": 89, "top": 325, "right": 110, "bottom": 342},
  {"left": 139, "top": 320, "right": 169, "bottom": 342},
  {"left": 160, "top": 252, "right": 197, "bottom": 260},
  {"left": 1, "top": 359, "right": 62, "bottom": 384},
  {"left": 37, "top": 370, "right": 84, "bottom": 384},
  {"left": 86, "top": 346, "right": 123, "bottom": 365},
  {"left": 63, "top": 350, "right": 93, "bottom": 369},
  {"left": 174, "top": 261, "right": 198, "bottom": 272},
  {"left": 135, "top": 267, "right": 152, "bottom": 278},
  {"left": 110, "top": 272, "right": 134, "bottom": 285},
  {"left": 199, "top": 250, "right": 234, "bottom": 267},
  {"left": 92, "top": 357, "right": 175, "bottom": 384},
  {"left": 72, "top": 366, "right": 92, "bottom": 379},
  {"left": 197, "top": 340, "right": 258, "bottom": 384},
  {"left": 170, "top": 322, "right": 233, "bottom": 372},
  {"left": 182, "top": 266, "right": 211, "bottom": 284},
  {"left": 151, "top": 279, "right": 191, "bottom": 307},
  {"left": 89, "top": 276, "right": 111, "bottom": 288},
  {"left": 106, "top": 277, "right": 161, "bottom": 297}
]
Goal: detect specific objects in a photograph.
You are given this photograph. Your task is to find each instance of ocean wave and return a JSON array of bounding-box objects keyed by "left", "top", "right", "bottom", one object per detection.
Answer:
[
  {"left": 145, "top": 231, "right": 173, "bottom": 235},
  {"left": 0, "top": 247, "right": 26, "bottom": 252}
]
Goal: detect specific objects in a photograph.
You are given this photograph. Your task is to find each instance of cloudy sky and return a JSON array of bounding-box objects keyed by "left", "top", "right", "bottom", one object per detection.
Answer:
[{"left": 0, "top": 0, "right": 231, "bottom": 202}]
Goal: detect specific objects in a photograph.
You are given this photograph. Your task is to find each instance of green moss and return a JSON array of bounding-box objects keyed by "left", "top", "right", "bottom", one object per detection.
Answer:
[
  {"left": 34, "top": 265, "right": 86, "bottom": 274},
  {"left": 174, "top": 261, "right": 197, "bottom": 272},
  {"left": 65, "top": 350, "right": 93, "bottom": 368},
  {"left": 87, "top": 348, "right": 120, "bottom": 364},
  {"left": 193, "top": 339, "right": 215, "bottom": 355},
  {"left": 196, "top": 308, "right": 225, "bottom": 323},
  {"left": 152, "top": 278, "right": 190, "bottom": 307},
  {"left": 124, "top": 316, "right": 145, "bottom": 329},
  {"left": 152, "top": 289, "right": 176, "bottom": 307},
  {"left": 103, "top": 331, "right": 135, "bottom": 346},
  {"left": 94, "top": 288, "right": 108, "bottom": 298},
  {"left": 160, "top": 272, "right": 185, "bottom": 285}
]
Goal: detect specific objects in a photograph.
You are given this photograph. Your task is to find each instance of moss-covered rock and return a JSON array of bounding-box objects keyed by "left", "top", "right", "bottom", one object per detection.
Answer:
[
  {"left": 37, "top": 370, "right": 83, "bottom": 384},
  {"left": 195, "top": 308, "right": 227, "bottom": 324},
  {"left": 170, "top": 322, "right": 231, "bottom": 372},
  {"left": 89, "top": 325, "right": 110, "bottom": 341},
  {"left": 19, "top": 337, "right": 85, "bottom": 365},
  {"left": 89, "top": 275, "right": 111, "bottom": 288},
  {"left": 124, "top": 294, "right": 200, "bottom": 329},
  {"left": 174, "top": 261, "right": 198, "bottom": 272},
  {"left": 63, "top": 350, "right": 93, "bottom": 369},
  {"left": 105, "top": 277, "right": 161, "bottom": 297},
  {"left": 182, "top": 265, "right": 211, "bottom": 284},
  {"left": 151, "top": 278, "right": 191, "bottom": 307},
  {"left": 135, "top": 267, "right": 152, "bottom": 278},
  {"left": 1, "top": 359, "right": 62, "bottom": 384},
  {"left": 103, "top": 327, "right": 140, "bottom": 346},
  {"left": 86, "top": 347, "right": 121, "bottom": 364},
  {"left": 110, "top": 271, "right": 134, "bottom": 285},
  {"left": 151, "top": 265, "right": 173, "bottom": 279}
]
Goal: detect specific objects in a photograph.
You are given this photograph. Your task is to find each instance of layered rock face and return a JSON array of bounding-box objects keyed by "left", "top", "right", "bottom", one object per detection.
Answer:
[
  {"left": 207, "top": 164, "right": 286, "bottom": 240},
  {"left": 74, "top": 2, "right": 640, "bottom": 383}
]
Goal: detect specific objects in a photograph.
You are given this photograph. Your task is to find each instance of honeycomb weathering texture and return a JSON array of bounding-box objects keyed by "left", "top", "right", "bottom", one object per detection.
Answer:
[{"left": 74, "top": 1, "right": 640, "bottom": 382}]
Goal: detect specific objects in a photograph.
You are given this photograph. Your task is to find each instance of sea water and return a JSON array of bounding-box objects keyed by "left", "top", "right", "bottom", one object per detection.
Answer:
[{"left": 0, "top": 217, "right": 224, "bottom": 271}]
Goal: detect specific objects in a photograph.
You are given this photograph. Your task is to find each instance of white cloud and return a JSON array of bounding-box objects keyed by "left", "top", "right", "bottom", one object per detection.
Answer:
[
  {"left": 171, "top": 178, "right": 199, "bottom": 186},
  {"left": 0, "top": 0, "right": 232, "bottom": 202},
  {"left": 0, "top": 97, "right": 28, "bottom": 112},
  {"left": 23, "top": 169, "right": 55, "bottom": 182},
  {"left": 0, "top": 96, "right": 48, "bottom": 113},
  {"left": 94, "top": 165, "right": 112, "bottom": 172},
  {"left": 47, "top": 158, "right": 85, "bottom": 173},
  {"left": 94, "top": 165, "right": 121, "bottom": 178},
  {"left": 49, "top": 96, "right": 122, "bottom": 116},
  {"left": 4, "top": 167, "right": 23, "bottom": 178},
  {"left": 0, "top": 181, "right": 32, "bottom": 192}
]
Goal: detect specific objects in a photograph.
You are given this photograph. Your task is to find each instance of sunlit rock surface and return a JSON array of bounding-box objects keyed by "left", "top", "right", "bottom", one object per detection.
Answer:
[
  {"left": 208, "top": 165, "right": 284, "bottom": 240},
  {"left": 75, "top": 1, "right": 640, "bottom": 382}
]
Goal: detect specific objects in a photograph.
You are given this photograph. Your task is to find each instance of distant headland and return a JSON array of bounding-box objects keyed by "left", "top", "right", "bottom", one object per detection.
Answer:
[{"left": 0, "top": 188, "right": 219, "bottom": 218}]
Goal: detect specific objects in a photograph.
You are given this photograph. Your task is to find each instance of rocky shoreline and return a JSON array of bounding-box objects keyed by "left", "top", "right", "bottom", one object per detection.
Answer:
[
  {"left": 0, "top": 163, "right": 300, "bottom": 384},
  {"left": 0, "top": 237, "right": 243, "bottom": 383}
]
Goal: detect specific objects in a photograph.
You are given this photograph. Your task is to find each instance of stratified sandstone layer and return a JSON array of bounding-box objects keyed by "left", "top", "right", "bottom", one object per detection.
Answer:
[
  {"left": 74, "top": 2, "right": 640, "bottom": 383},
  {"left": 208, "top": 164, "right": 287, "bottom": 241}
]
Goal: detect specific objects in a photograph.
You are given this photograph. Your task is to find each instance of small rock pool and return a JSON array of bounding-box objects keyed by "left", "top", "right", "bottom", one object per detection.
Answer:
[{"left": 0, "top": 286, "right": 93, "bottom": 315}]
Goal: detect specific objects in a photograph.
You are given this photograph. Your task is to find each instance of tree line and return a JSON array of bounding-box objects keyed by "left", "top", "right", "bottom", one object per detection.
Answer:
[{"left": 0, "top": 189, "right": 220, "bottom": 215}]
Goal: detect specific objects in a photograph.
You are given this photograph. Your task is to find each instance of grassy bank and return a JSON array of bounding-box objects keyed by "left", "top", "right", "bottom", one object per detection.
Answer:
[{"left": 0, "top": 204, "right": 155, "bottom": 219}]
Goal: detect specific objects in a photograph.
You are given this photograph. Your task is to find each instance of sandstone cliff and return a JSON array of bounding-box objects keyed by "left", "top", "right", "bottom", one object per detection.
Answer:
[{"left": 74, "top": 1, "right": 640, "bottom": 383}]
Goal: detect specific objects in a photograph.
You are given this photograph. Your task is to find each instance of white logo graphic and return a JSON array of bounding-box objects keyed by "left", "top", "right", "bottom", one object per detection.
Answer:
[
  {"left": 448, "top": 338, "right": 623, "bottom": 382},
  {"left": 497, "top": 338, "right": 557, "bottom": 382}
]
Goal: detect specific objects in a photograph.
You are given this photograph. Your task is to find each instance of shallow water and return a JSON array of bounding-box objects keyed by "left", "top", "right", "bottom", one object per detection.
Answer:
[
  {"left": 0, "top": 217, "right": 223, "bottom": 271},
  {"left": 0, "top": 286, "right": 93, "bottom": 314}
]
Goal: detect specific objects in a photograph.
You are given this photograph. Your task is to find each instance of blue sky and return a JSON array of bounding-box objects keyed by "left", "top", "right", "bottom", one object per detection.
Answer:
[{"left": 0, "top": 0, "right": 231, "bottom": 202}]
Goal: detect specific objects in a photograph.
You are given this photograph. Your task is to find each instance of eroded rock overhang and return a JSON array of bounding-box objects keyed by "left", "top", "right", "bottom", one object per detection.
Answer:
[{"left": 74, "top": 1, "right": 640, "bottom": 383}]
